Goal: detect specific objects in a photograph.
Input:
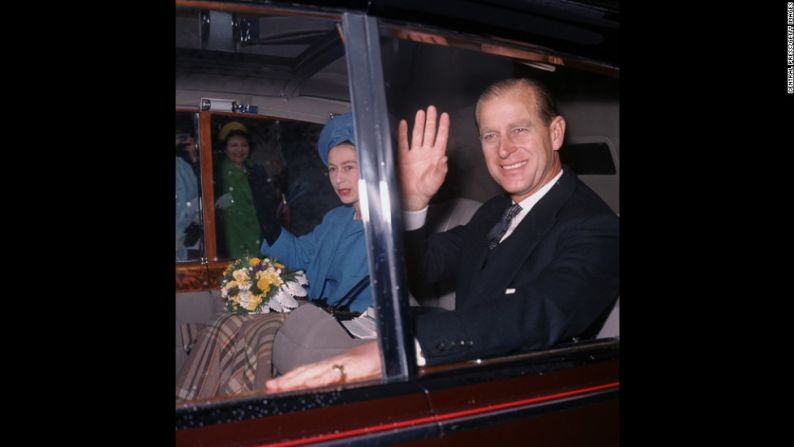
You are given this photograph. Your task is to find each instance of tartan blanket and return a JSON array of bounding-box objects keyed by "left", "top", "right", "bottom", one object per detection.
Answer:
[{"left": 176, "top": 312, "right": 288, "bottom": 402}]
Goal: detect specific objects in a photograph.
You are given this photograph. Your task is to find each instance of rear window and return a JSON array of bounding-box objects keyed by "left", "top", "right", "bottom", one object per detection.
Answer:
[{"left": 560, "top": 142, "right": 616, "bottom": 175}]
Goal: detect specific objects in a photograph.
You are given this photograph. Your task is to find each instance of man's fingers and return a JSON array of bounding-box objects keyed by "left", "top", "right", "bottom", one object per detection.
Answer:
[
  {"left": 397, "top": 119, "right": 409, "bottom": 155},
  {"left": 304, "top": 368, "right": 338, "bottom": 388},
  {"left": 266, "top": 359, "right": 345, "bottom": 392},
  {"left": 434, "top": 112, "right": 450, "bottom": 156},
  {"left": 411, "top": 109, "right": 426, "bottom": 149},
  {"left": 267, "top": 364, "right": 314, "bottom": 391},
  {"left": 423, "top": 105, "right": 437, "bottom": 147}
]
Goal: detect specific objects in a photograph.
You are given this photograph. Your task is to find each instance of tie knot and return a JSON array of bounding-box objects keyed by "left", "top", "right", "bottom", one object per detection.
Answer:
[
  {"left": 503, "top": 203, "right": 522, "bottom": 222},
  {"left": 487, "top": 203, "right": 522, "bottom": 250}
]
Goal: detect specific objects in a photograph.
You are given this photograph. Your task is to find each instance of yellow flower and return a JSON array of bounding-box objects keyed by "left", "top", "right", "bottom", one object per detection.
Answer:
[
  {"left": 256, "top": 269, "right": 283, "bottom": 293},
  {"left": 233, "top": 269, "right": 249, "bottom": 284},
  {"left": 256, "top": 277, "right": 271, "bottom": 294},
  {"left": 247, "top": 294, "right": 263, "bottom": 311},
  {"left": 220, "top": 256, "right": 305, "bottom": 315}
]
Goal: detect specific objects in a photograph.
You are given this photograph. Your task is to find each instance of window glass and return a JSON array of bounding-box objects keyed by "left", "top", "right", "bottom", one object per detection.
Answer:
[
  {"left": 378, "top": 25, "right": 620, "bottom": 364},
  {"left": 211, "top": 115, "right": 341, "bottom": 259},
  {"left": 560, "top": 142, "right": 616, "bottom": 175},
  {"left": 176, "top": 8, "right": 383, "bottom": 406},
  {"left": 175, "top": 112, "right": 203, "bottom": 262}
]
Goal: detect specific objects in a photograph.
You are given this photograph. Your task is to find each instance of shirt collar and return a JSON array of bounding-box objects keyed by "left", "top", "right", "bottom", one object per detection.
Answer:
[{"left": 515, "top": 168, "right": 563, "bottom": 212}]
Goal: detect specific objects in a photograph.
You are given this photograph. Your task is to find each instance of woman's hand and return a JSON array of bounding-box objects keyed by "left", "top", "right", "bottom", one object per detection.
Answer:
[
  {"left": 265, "top": 341, "right": 381, "bottom": 393},
  {"left": 398, "top": 105, "right": 450, "bottom": 211},
  {"left": 215, "top": 192, "right": 234, "bottom": 209}
]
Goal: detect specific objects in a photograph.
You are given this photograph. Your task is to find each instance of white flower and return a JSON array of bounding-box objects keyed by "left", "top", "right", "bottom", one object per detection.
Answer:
[
  {"left": 269, "top": 295, "right": 283, "bottom": 312},
  {"left": 282, "top": 280, "right": 308, "bottom": 299},
  {"left": 220, "top": 256, "right": 308, "bottom": 315},
  {"left": 238, "top": 290, "right": 252, "bottom": 309},
  {"left": 272, "top": 287, "right": 299, "bottom": 310}
]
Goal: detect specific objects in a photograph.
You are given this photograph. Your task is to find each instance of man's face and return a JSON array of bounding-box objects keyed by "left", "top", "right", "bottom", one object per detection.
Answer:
[
  {"left": 176, "top": 132, "right": 197, "bottom": 160},
  {"left": 176, "top": 132, "right": 195, "bottom": 147},
  {"left": 476, "top": 89, "right": 564, "bottom": 203}
]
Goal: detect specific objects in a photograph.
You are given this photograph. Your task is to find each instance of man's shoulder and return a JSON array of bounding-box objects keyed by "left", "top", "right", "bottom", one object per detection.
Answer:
[
  {"left": 456, "top": 195, "right": 508, "bottom": 228},
  {"left": 569, "top": 177, "right": 616, "bottom": 217},
  {"left": 478, "top": 195, "right": 511, "bottom": 213}
]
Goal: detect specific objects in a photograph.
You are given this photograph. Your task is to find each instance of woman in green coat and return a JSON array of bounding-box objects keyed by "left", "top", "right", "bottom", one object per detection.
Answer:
[{"left": 214, "top": 122, "right": 278, "bottom": 258}]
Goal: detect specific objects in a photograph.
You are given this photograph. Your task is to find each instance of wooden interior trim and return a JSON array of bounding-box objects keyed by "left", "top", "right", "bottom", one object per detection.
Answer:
[
  {"left": 176, "top": 261, "right": 228, "bottom": 292},
  {"left": 199, "top": 111, "right": 217, "bottom": 262},
  {"left": 175, "top": 111, "right": 222, "bottom": 293}
]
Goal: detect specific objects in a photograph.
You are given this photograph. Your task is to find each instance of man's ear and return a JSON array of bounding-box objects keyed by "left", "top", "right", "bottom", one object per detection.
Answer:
[{"left": 550, "top": 116, "right": 566, "bottom": 151}]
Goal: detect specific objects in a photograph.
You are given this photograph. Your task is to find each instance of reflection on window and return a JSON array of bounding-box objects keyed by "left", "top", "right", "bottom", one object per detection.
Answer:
[
  {"left": 211, "top": 116, "right": 341, "bottom": 259},
  {"left": 379, "top": 26, "right": 620, "bottom": 367},
  {"left": 176, "top": 9, "right": 383, "bottom": 405},
  {"left": 559, "top": 142, "right": 616, "bottom": 175},
  {"left": 175, "top": 112, "right": 203, "bottom": 262}
]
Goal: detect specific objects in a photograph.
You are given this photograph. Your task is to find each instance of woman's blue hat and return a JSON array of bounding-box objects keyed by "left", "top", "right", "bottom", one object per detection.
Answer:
[{"left": 317, "top": 113, "right": 355, "bottom": 166}]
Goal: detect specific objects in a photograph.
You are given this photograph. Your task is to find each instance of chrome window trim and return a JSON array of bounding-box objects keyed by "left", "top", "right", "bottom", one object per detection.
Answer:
[{"left": 343, "top": 12, "right": 416, "bottom": 382}]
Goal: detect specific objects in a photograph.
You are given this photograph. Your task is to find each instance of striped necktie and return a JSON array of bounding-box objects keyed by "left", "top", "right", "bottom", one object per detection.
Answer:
[{"left": 487, "top": 203, "right": 522, "bottom": 249}]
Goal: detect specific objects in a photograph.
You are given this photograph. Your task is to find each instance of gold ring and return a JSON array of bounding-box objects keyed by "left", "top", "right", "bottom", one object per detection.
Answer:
[{"left": 332, "top": 364, "right": 346, "bottom": 383}]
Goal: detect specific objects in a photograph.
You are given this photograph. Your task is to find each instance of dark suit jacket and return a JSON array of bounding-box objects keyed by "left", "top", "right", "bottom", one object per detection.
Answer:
[{"left": 406, "top": 166, "right": 619, "bottom": 365}]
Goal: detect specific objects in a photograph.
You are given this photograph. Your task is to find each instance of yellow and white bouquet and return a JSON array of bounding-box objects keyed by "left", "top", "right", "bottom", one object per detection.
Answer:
[{"left": 220, "top": 256, "right": 308, "bottom": 315}]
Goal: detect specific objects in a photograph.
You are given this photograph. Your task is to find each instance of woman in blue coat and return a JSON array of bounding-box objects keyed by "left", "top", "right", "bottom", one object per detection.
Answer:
[
  {"left": 177, "top": 113, "right": 371, "bottom": 401},
  {"left": 259, "top": 113, "right": 371, "bottom": 312}
]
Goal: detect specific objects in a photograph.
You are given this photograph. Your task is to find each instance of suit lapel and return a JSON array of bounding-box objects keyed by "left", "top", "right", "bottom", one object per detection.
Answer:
[
  {"left": 458, "top": 168, "right": 579, "bottom": 307},
  {"left": 454, "top": 196, "right": 508, "bottom": 299}
]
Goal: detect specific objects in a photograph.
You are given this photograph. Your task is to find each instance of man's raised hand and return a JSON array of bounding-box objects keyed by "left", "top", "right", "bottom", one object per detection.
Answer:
[{"left": 398, "top": 105, "right": 450, "bottom": 211}]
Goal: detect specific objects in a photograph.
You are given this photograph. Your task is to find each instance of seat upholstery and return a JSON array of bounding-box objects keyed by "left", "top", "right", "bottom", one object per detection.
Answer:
[
  {"left": 175, "top": 290, "right": 226, "bottom": 377},
  {"left": 412, "top": 197, "right": 482, "bottom": 310},
  {"left": 596, "top": 297, "right": 619, "bottom": 338}
]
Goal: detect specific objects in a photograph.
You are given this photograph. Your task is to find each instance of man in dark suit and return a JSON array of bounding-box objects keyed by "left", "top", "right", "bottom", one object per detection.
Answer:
[{"left": 266, "top": 78, "right": 619, "bottom": 390}]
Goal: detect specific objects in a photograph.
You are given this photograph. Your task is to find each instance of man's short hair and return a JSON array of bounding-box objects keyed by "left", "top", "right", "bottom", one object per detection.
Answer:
[{"left": 475, "top": 78, "right": 559, "bottom": 127}]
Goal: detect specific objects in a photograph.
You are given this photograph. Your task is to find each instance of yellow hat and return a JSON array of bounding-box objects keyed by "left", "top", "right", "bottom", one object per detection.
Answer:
[{"left": 219, "top": 121, "right": 248, "bottom": 142}]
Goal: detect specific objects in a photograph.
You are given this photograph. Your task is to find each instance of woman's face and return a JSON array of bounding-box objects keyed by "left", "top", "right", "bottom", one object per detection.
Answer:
[
  {"left": 224, "top": 135, "right": 250, "bottom": 166},
  {"left": 327, "top": 143, "right": 359, "bottom": 206}
]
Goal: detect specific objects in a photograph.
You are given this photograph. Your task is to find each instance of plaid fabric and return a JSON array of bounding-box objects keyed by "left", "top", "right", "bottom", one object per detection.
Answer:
[{"left": 175, "top": 312, "right": 288, "bottom": 402}]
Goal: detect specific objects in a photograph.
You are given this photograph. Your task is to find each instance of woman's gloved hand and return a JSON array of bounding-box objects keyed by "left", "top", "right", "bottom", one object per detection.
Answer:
[{"left": 215, "top": 192, "right": 234, "bottom": 209}]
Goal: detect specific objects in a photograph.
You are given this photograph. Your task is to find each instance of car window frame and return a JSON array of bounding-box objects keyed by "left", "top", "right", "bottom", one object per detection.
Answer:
[
  {"left": 342, "top": 11, "right": 416, "bottom": 383},
  {"left": 173, "top": 3, "right": 415, "bottom": 384}
]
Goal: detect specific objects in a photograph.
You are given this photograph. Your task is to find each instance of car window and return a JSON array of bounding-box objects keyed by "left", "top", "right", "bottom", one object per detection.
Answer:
[
  {"left": 175, "top": 111, "right": 203, "bottom": 263},
  {"left": 175, "top": 7, "right": 385, "bottom": 406},
  {"left": 210, "top": 115, "right": 341, "bottom": 259},
  {"left": 377, "top": 22, "right": 620, "bottom": 369}
]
